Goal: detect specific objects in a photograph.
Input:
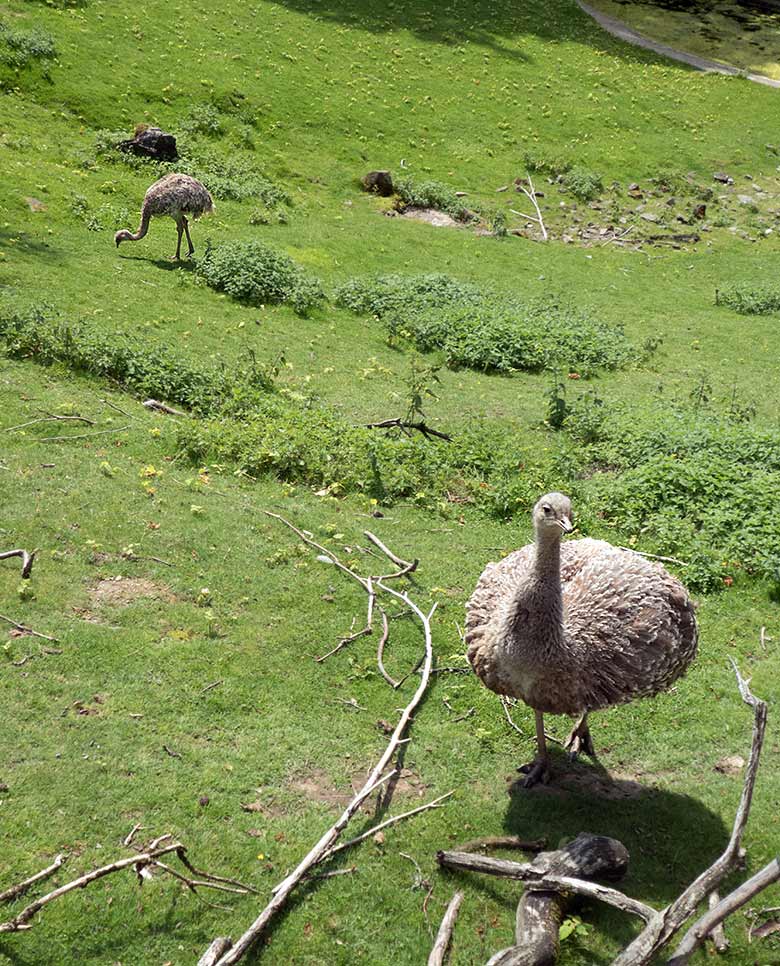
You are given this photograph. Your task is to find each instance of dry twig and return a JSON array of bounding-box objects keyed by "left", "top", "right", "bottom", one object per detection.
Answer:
[
  {"left": 0, "top": 855, "right": 66, "bottom": 905},
  {"left": 428, "top": 890, "right": 464, "bottom": 965},
  {"left": 0, "top": 614, "right": 58, "bottom": 642},
  {"left": 510, "top": 173, "right": 548, "bottom": 240},
  {"left": 366, "top": 417, "right": 452, "bottom": 442},
  {"left": 0, "top": 548, "right": 36, "bottom": 579}
]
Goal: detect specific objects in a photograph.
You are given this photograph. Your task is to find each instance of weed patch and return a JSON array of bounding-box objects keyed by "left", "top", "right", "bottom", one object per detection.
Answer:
[
  {"left": 717, "top": 284, "right": 780, "bottom": 314},
  {"left": 335, "top": 274, "right": 634, "bottom": 375},
  {"left": 394, "top": 177, "right": 473, "bottom": 222}
]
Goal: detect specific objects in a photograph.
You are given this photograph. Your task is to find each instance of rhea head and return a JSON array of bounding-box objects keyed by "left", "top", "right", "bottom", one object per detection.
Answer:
[
  {"left": 532, "top": 492, "right": 574, "bottom": 538},
  {"left": 114, "top": 229, "right": 133, "bottom": 247}
]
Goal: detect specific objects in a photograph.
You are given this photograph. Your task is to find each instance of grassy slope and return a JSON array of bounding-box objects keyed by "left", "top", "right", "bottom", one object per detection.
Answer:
[{"left": 1, "top": 0, "right": 780, "bottom": 963}]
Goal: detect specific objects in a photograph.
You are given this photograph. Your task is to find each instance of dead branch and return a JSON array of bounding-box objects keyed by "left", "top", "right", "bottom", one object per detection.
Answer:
[
  {"left": 611, "top": 658, "right": 768, "bottom": 965},
  {"left": 364, "top": 530, "right": 418, "bottom": 576},
  {"left": 667, "top": 859, "right": 780, "bottom": 964},
  {"left": 436, "top": 850, "right": 656, "bottom": 923},
  {"left": 42, "top": 425, "right": 131, "bottom": 443},
  {"left": 142, "top": 398, "right": 188, "bottom": 417},
  {"left": 0, "top": 614, "right": 58, "bottom": 642},
  {"left": 204, "top": 515, "right": 437, "bottom": 964},
  {"left": 376, "top": 609, "right": 400, "bottom": 688},
  {"left": 315, "top": 623, "right": 372, "bottom": 663},
  {"left": 5, "top": 414, "right": 94, "bottom": 432},
  {"left": 325, "top": 791, "right": 454, "bottom": 859},
  {"left": 453, "top": 836, "right": 546, "bottom": 855},
  {"left": 0, "top": 855, "right": 66, "bottom": 905},
  {"left": 199, "top": 938, "right": 234, "bottom": 966},
  {"left": 366, "top": 417, "right": 453, "bottom": 442},
  {"left": 428, "top": 890, "right": 464, "bottom": 966},
  {"left": 706, "top": 890, "right": 729, "bottom": 953},
  {"left": 0, "top": 837, "right": 254, "bottom": 935},
  {"left": 0, "top": 548, "right": 36, "bottom": 579},
  {"left": 511, "top": 174, "right": 548, "bottom": 241}
]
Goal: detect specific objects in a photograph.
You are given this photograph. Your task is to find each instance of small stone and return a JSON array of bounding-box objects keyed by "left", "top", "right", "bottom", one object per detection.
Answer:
[
  {"left": 198, "top": 794, "right": 210, "bottom": 807},
  {"left": 692, "top": 203, "right": 707, "bottom": 220},
  {"left": 714, "top": 755, "right": 745, "bottom": 775},
  {"left": 713, "top": 172, "right": 733, "bottom": 184},
  {"left": 640, "top": 213, "right": 658, "bottom": 222},
  {"left": 25, "top": 197, "right": 46, "bottom": 212},
  {"left": 361, "top": 170, "right": 394, "bottom": 196},
  {"left": 0, "top": 781, "right": 8, "bottom": 793},
  {"left": 373, "top": 831, "right": 386, "bottom": 845},
  {"left": 737, "top": 194, "right": 756, "bottom": 205}
]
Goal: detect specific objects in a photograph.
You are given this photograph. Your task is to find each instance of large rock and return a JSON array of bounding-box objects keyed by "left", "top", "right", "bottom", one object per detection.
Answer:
[
  {"left": 361, "top": 170, "right": 394, "bottom": 196},
  {"left": 117, "top": 126, "right": 178, "bottom": 162}
]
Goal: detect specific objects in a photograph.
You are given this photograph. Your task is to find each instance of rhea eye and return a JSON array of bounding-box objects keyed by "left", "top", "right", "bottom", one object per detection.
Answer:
[{"left": 542, "top": 504, "right": 552, "bottom": 514}]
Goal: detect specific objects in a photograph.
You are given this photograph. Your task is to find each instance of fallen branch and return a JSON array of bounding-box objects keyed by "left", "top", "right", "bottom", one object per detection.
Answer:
[
  {"left": 0, "top": 614, "right": 58, "bottom": 642},
  {"left": 203, "top": 514, "right": 438, "bottom": 964},
  {"left": 4, "top": 414, "right": 94, "bottom": 433},
  {"left": 511, "top": 173, "right": 548, "bottom": 241},
  {"left": 0, "top": 835, "right": 253, "bottom": 934},
  {"left": 668, "top": 859, "right": 780, "bottom": 964},
  {"left": 376, "top": 610, "right": 400, "bottom": 688},
  {"left": 454, "top": 836, "right": 546, "bottom": 855},
  {"left": 428, "top": 890, "right": 464, "bottom": 966},
  {"left": 437, "top": 850, "right": 655, "bottom": 923},
  {"left": 612, "top": 658, "right": 768, "bottom": 965},
  {"left": 0, "top": 855, "right": 66, "bottom": 905},
  {"left": 366, "top": 417, "right": 452, "bottom": 442},
  {"left": 706, "top": 890, "right": 729, "bottom": 953},
  {"left": 143, "top": 398, "right": 188, "bottom": 417},
  {"left": 0, "top": 549, "right": 36, "bottom": 579}
]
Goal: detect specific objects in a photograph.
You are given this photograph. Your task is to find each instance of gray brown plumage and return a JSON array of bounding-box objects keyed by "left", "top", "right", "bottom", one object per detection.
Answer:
[
  {"left": 114, "top": 173, "right": 213, "bottom": 260},
  {"left": 466, "top": 492, "right": 697, "bottom": 784}
]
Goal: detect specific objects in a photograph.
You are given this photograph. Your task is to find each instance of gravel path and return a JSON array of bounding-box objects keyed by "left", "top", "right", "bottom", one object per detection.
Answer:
[{"left": 576, "top": 0, "right": 780, "bottom": 89}]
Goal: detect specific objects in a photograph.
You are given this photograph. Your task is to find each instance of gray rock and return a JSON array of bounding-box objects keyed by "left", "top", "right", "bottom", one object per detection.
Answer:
[{"left": 713, "top": 172, "right": 734, "bottom": 184}]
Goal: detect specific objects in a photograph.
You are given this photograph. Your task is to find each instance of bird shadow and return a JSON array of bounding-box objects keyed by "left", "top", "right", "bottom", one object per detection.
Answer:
[{"left": 117, "top": 253, "right": 198, "bottom": 273}]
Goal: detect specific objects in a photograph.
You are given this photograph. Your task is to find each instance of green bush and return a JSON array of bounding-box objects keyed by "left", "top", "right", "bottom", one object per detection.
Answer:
[
  {"left": 522, "top": 149, "right": 572, "bottom": 178},
  {"left": 717, "top": 284, "right": 780, "bottom": 315},
  {"left": 195, "top": 241, "right": 324, "bottom": 315},
  {"left": 0, "top": 20, "right": 56, "bottom": 69},
  {"left": 560, "top": 166, "right": 603, "bottom": 202},
  {"left": 335, "top": 274, "right": 633, "bottom": 376},
  {"left": 394, "top": 177, "right": 472, "bottom": 221}
]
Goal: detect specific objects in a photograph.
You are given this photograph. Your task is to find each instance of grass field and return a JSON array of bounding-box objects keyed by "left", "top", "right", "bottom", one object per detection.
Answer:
[{"left": 2, "top": 0, "right": 780, "bottom": 963}]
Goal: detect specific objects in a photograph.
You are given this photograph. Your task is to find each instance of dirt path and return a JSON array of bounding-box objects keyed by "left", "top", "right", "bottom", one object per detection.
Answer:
[{"left": 576, "top": 0, "right": 780, "bottom": 89}]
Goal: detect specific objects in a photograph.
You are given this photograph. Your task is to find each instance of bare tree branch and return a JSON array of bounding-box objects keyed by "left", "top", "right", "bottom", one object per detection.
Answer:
[
  {"left": 0, "top": 549, "right": 36, "bottom": 579},
  {"left": 428, "top": 890, "right": 464, "bottom": 966},
  {"left": 366, "top": 418, "right": 453, "bottom": 442},
  {"left": 0, "top": 614, "right": 58, "bottom": 642},
  {"left": 0, "top": 855, "right": 66, "bottom": 905}
]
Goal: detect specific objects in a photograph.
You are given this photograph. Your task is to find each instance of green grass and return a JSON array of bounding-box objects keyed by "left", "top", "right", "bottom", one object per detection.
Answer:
[{"left": 2, "top": 0, "right": 780, "bottom": 962}]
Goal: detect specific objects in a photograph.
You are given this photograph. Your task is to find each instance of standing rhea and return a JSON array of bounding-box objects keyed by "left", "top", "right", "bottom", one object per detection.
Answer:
[
  {"left": 466, "top": 493, "right": 697, "bottom": 787},
  {"left": 114, "top": 173, "right": 213, "bottom": 260}
]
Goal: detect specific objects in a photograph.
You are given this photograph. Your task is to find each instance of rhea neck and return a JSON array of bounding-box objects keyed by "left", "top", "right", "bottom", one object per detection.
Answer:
[
  {"left": 533, "top": 523, "right": 562, "bottom": 586},
  {"left": 504, "top": 522, "right": 564, "bottom": 656}
]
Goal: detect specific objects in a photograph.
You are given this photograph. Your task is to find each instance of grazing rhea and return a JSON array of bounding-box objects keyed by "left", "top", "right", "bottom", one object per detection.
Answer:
[
  {"left": 466, "top": 492, "right": 697, "bottom": 787},
  {"left": 114, "top": 173, "right": 213, "bottom": 261}
]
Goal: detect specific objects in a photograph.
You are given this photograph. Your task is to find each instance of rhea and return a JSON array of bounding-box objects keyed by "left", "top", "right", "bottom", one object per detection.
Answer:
[
  {"left": 114, "top": 173, "right": 213, "bottom": 261},
  {"left": 466, "top": 492, "right": 697, "bottom": 787}
]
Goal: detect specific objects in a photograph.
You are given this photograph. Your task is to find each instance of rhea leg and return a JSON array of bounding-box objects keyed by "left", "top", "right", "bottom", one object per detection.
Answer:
[
  {"left": 518, "top": 710, "right": 550, "bottom": 787},
  {"left": 183, "top": 217, "right": 195, "bottom": 257},
  {"left": 564, "top": 712, "right": 595, "bottom": 760},
  {"left": 172, "top": 218, "right": 184, "bottom": 261}
]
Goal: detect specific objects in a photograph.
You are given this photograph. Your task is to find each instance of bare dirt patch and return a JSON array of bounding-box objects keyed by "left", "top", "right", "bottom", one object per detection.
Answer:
[
  {"left": 88, "top": 576, "right": 175, "bottom": 609},
  {"left": 401, "top": 207, "right": 460, "bottom": 228}
]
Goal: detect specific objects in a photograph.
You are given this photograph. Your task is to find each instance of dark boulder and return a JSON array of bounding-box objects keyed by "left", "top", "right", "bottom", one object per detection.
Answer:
[
  {"left": 361, "top": 170, "right": 394, "bottom": 196},
  {"left": 118, "top": 126, "right": 178, "bottom": 162}
]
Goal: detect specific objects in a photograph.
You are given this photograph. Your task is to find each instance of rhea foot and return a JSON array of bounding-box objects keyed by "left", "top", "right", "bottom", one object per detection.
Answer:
[
  {"left": 517, "top": 755, "right": 550, "bottom": 788},
  {"left": 564, "top": 713, "right": 595, "bottom": 761}
]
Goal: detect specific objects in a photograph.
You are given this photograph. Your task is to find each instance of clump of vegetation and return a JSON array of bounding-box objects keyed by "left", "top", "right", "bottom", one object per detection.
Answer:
[
  {"left": 0, "top": 306, "right": 280, "bottom": 416},
  {"left": 335, "top": 274, "right": 634, "bottom": 376},
  {"left": 560, "top": 166, "right": 603, "bottom": 202},
  {"left": 394, "top": 177, "right": 473, "bottom": 221},
  {"left": 195, "top": 240, "right": 324, "bottom": 315},
  {"left": 522, "top": 149, "right": 573, "bottom": 177},
  {"left": 180, "top": 103, "right": 223, "bottom": 138},
  {"left": 0, "top": 20, "right": 56, "bottom": 70},
  {"left": 717, "top": 283, "right": 780, "bottom": 314}
]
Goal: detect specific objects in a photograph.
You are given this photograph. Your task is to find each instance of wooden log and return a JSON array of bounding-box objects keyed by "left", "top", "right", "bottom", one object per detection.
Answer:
[{"left": 481, "top": 834, "right": 629, "bottom": 966}]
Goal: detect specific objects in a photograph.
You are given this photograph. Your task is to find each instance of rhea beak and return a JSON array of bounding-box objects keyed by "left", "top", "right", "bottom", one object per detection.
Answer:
[{"left": 558, "top": 515, "right": 574, "bottom": 534}]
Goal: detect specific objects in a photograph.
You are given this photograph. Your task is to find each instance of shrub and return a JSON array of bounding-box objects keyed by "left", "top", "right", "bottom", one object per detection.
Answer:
[
  {"left": 0, "top": 20, "right": 56, "bottom": 69},
  {"left": 560, "top": 166, "right": 603, "bottom": 202},
  {"left": 335, "top": 274, "right": 634, "bottom": 376},
  {"left": 195, "top": 241, "right": 324, "bottom": 315},
  {"left": 394, "top": 177, "right": 472, "bottom": 221},
  {"left": 522, "top": 150, "right": 572, "bottom": 178},
  {"left": 717, "top": 284, "right": 780, "bottom": 315},
  {"left": 180, "top": 103, "right": 223, "bottom": 137}
]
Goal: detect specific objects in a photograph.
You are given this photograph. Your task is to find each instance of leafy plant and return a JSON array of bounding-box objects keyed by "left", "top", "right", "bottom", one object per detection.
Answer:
[
  {"left": 717, "top": 283, "right": 780, "bottom": 314},
  {"left": 394, "top": 177, "right": 473, "bottom": 221},
  {"left": 195, "top": 241, "right": 324, "bottom": 315},
  {"left": 560, "top": 166, "right": 603, "bottom": 202}
]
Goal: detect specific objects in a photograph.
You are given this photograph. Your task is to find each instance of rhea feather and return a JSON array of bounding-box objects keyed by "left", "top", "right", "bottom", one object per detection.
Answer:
[{"left": 466, "top": 492, "right": 697, "bottom": 786}]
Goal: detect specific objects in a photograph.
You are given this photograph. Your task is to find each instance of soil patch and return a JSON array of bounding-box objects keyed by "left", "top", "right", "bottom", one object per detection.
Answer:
[
  {"left": 88, "top": 576, "right": 175, "bottom": 609},
  {"left": 401, "top": 207, "right": 461, "bottom": 228}
]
